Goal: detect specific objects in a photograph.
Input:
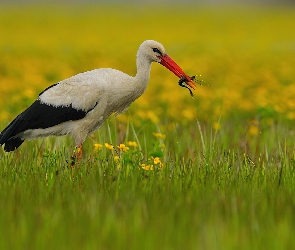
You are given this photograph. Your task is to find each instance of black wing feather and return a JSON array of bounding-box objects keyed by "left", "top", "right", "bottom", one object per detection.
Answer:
[{"left": 0, "top": 99, "right": 87, "bottom": 152}]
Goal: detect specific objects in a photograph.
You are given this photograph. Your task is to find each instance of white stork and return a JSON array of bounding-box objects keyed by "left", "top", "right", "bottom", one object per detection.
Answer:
[{"left": 0, "top": 40, "right": 196, "bottom": 163}]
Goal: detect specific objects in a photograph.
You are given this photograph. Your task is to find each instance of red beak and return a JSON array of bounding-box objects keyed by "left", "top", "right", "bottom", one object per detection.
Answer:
[{"left": 159, "top": 54, "right": 196, "bottom": 90}]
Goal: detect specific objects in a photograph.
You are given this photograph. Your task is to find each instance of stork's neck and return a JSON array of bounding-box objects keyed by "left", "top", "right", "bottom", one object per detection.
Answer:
[{"left": 134, "top": 53, "right": 153, "bottom": 89}]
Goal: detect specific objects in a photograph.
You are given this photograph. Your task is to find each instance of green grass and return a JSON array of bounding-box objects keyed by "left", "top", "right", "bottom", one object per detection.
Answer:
[{"left": 1, "top": 119, "right": 295, "bottom": 249}]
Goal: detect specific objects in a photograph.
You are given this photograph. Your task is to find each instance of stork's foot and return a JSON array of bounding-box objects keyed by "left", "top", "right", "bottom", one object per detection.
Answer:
[{"left": 70, "top": 144, "right": 83, "bottom": 168}]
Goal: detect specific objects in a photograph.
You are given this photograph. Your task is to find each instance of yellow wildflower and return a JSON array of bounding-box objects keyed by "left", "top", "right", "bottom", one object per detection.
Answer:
[
  {"left": 153, "top": 132, "right": 166, "bottom": 139},
  {"left": 181, "top": 108, "right": 195, "bottom": 121},
  {"left": 151, "top": 157, "right": 164, "bottom": 168},
  {"left": 127, "top": 141, "right": 138, "bottom": 147},
  {"left": 117, "top": 144, "right": 129, "bottom": 152},
  {"left": 212, "top": 122, "right": 221, "bottom": 131},
  {"left": 146, "top": 111, "right": 159, "bottom": 124},
  {"left": 114, "top": 155, "right": 120, "bottom": 162},
  {"left": 105, "top": 143, "right": 114, "bottom": 150},
  {"left": 141, "top": 164, "right": 154, "bottom": 171},
  {"left": 24, "top": 88, "right": 35, "bottom": 99},
  {"left": 94, "top": 143, "right": 103, "bottom": 150},
  {"left": 153, "top": 157, "right": 161, "bottom": 165},
  {"left": 248, "top": 120, "right": 259, "bottom": 136},
  {"left": 248, "top": 125, "right": 259, "bottom": 136},
  {"left": 0, "top": 110, "right": 10, "bottom": 122}
]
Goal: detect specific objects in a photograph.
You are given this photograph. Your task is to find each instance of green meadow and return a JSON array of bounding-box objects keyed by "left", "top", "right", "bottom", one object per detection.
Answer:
[{"left": 1, "top": 3, "right": 295, "bottom": 249}]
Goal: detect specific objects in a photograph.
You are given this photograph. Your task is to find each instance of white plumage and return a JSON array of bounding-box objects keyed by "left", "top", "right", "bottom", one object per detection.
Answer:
[{"left": 0, "top": 40, "right": 196, "bottom": 162}]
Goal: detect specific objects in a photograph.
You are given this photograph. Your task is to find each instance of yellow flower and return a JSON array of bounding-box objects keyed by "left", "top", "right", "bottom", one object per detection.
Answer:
[
  {"left": 114, "top": 155, "right": 120, "bottom": 162},
  {"left": 141, "top": 164, "right": 154, "bottom": 171},
  {"left": 248, "top": 120, "right": 259, "bottom": 136},
  {"left": 212, "top": 122, "right": 221, "bottom": 130},
  {"left": 248, "top": 125, "right": 259, "bottom": 136},
  {"left": 152, "top": 157, "right": 164, "bottom": 168},
  {"left": 105, "top": 143, "right": 114, "bottom": 150},
  {"left": 94, "top": 143, "right": 103, "bottom": 150},
  {"left": 127, "top": 141, "right": 138, "bottom": 147},
  {"left": 153, "top": 132, "right": 166, "bottom": 139},
  {"left": 0, "top": 110, "right": 10, "bottom": 122},
  {"left": 24, "top": 88, "right": 36, "bottom": 99},
  {"left": 117, "top": 144, "right": 129, "bottom": 152},
  {"left": 153, "top": 157, "right": 161, "bottom": 165},
  {"left": 146, "top": 111, "right": 159, "bottom": 124}
]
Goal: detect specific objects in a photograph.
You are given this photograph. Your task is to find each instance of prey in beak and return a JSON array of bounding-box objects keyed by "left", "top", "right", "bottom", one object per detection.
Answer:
[
  {"left": 159, "top": 54, "right": 197, "bottom": 97},
  {"left": 178, "top": 76, "right": 196, "bottom": 97}
]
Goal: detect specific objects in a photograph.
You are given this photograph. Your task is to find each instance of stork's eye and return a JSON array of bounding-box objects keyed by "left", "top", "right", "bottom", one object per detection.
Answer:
[{"left": 152, "top": 48, "right": 162, "bottom": 55}]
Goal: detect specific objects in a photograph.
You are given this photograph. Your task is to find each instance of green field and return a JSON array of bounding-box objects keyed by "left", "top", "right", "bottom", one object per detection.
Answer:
[{"left": 1, "top": 3, "right": 295, "bottom": 249}]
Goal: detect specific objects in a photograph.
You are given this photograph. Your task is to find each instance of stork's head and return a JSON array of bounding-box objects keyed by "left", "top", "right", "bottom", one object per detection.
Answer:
[{"left": 138, "top": 40, "right": 196, "bottom": 90}]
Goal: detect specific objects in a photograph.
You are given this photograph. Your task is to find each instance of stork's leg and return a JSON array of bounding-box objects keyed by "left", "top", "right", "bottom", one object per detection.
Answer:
[{"left": 71, "top": 143, "right": 83, "bottom": 167}]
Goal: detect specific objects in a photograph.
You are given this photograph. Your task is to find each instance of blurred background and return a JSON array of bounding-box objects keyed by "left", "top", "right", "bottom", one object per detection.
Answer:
[{"left": 0, "top": 0, "right": 295, "bottom": 137}]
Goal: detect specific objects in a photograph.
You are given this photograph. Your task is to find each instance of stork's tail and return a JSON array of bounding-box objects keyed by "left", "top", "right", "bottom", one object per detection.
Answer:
[{"left": 0, "top": 117, "right": 25, "bottom": 152}]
